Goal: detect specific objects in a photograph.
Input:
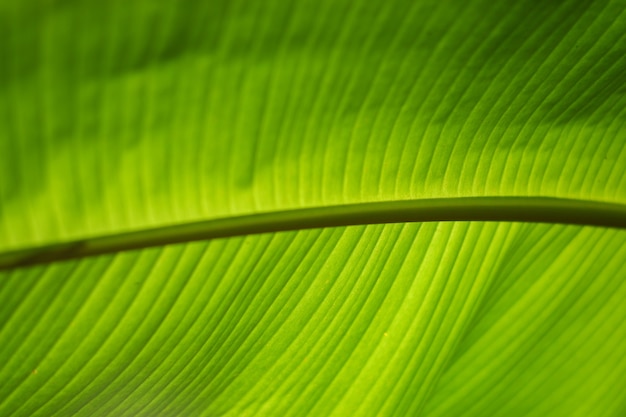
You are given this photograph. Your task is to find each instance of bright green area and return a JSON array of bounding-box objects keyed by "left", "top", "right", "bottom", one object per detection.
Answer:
[
  {"left": 1, "top": 224, "right": 625, "bottom": 416},
  {"left": 1, "top": 0, "right": 625, "bottom": 248},
  {"left": 1, "top": 0, "right": 625, "bottom": 416}
]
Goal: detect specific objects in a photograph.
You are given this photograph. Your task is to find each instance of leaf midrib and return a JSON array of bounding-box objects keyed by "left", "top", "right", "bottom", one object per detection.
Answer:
[{"left": 2, "top": 196, "right": 626, "bottom": 270}]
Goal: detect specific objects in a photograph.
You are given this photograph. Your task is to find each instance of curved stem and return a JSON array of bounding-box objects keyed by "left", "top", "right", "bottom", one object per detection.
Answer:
[{"left": 2, "top": 196, "right": 626, "bottom": 270}]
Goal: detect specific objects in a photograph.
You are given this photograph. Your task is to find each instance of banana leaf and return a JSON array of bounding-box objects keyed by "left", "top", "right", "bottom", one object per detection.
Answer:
[{"left": 1, "top": 0, "right": 625, "bottom": 416}]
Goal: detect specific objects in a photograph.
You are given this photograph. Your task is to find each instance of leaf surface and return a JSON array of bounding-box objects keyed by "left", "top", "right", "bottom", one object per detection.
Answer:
[{"left": 1, "top": 0, "right": 625, "bottom": 416}]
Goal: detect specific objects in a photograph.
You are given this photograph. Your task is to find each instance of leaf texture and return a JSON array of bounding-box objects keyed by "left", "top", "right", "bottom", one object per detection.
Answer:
[
  {"left": 0, "top": 224, "right": 624, "bottom": 416},
  {"left": 1, "top": 0, "right": 625, "bottom": 248},
  {"left": 1, "top": 0, "right": 625, "bottom": 416}
]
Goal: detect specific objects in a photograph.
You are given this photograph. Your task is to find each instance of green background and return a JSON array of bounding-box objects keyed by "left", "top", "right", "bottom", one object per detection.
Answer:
[{"left": 1, "top": 0, "right": 625, "bottom": 415}]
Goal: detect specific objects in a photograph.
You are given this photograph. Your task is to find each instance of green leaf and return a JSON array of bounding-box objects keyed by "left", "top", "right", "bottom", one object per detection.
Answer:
[{"left": 1, "top": 0, "right": 625, "bottom": 416}]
